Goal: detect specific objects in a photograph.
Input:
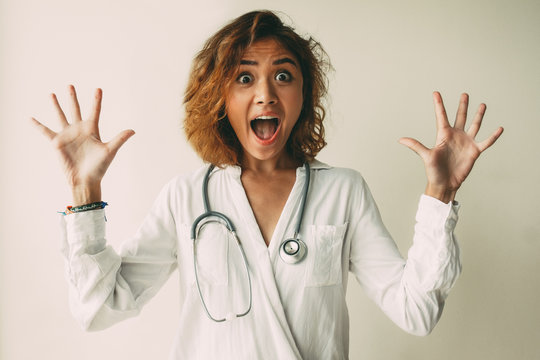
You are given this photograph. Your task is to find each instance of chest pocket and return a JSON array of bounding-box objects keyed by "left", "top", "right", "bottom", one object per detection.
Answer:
[{"left": 305, "top": 223, "right": 348, "bottom": 287}]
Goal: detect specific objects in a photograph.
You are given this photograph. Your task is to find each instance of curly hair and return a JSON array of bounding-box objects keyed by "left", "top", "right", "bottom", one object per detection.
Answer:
[{"left": 183, "top": 10, "right": 331, "bottom": 166}]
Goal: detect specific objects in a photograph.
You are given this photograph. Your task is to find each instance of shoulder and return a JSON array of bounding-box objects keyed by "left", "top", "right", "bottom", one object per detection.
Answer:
[
  {"left": 308, "top": 160, "right": 374, "bottom": 216},
  {"left": 161, "top": 164, "right": 241, "bottom": 196},
  {"left": 149, "top": 165, "right": 213, "bottom": 216},
  {"left": 156, "top": 165, "right": 210, "bottom": 200},
  {"left": 168, "top": 165, "right": 208, "bottom": 186}
]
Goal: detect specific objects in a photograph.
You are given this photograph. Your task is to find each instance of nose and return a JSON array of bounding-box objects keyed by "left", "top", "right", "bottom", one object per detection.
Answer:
[{"left": 254, "top": 78, "right": 277, "bottom": 105}]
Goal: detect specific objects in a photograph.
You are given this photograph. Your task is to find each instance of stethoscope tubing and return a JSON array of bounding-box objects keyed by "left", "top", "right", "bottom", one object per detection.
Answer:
[
  {"left": 192, "top": 226, "right": 252, "bottom": 322},
  {"left": 191, "top": 162, "right": 310, "bottom": 322}
]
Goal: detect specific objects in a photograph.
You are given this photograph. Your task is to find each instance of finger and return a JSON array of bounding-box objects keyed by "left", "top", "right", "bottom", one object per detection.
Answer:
[
  {"left": 433, "top": 91, "right": 450, "bottom": 130},
  {"left": 30, "top": 117, "right": 56, "bottom": 140},
  {"left": 69, "top": 84, "right": 82, "bottom": 122},
  {"left": 106, "top": 129, "right": 136, "bottom": 154},
  {"left": 50, "top": 93, "right": 69, "bottom": 128},
  {"left": 454, "top": 93, "right": 469, "bottom": 130},
  {"left": 466, "top": 103, "right": 487, "bottom": 138},
  {"left": 477, "top": 126, "right": 504, "bottom": 152},
  {"left": 90, "top": 88, "right": 103, "bottom": 124},
  {"left": 398, "top": 137, "right": 429, "bottom": 159}
]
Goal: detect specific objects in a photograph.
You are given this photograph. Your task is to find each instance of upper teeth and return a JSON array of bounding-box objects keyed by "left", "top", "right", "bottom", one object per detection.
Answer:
[{"left": 255, "top": 115, "right": 276, "bottom": 120}]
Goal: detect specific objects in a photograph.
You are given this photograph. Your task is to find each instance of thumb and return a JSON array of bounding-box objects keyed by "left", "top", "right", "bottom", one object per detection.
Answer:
[
  {"left": 107, "top": 129, "right": 135, "bottom": 154},
  {"left": 398, "top": 137, "right": 429, "bottom": 159}
]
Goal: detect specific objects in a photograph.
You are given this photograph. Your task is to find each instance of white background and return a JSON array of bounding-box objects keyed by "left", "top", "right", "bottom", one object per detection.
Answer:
[{"left": 1, "top": 0, "right": 539, "bottom": 359}]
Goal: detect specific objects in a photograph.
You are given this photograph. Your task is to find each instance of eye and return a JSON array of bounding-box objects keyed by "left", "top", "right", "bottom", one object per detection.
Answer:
[
  {"left": 237, "top": 73, "right": 253, "bottom": 84},
  {"left": 275, "top": 71, "right": 292, "bottom": 82}
]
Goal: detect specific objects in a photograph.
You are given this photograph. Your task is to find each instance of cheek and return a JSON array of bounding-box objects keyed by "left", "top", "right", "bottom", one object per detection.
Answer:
[
  {"left": 225, "top": 97, "right": 244, "bottom": 127},
  {"left": 290, "top": 81, "right": 304, "bottom": 109},
  {"left": 286, "top": 88, "right": 304, "bottom": 121}
]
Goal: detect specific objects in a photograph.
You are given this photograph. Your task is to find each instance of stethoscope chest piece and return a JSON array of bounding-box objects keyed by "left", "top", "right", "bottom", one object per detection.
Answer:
[{"left": 279, "top": 238, "right": 307, "bottom": 264}]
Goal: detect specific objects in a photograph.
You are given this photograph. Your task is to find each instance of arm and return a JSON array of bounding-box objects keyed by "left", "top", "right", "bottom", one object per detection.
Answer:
[
  {"left": 351, "top": 92, "right": 502, "bottom": 335},
  {"left": 33, "top": 86, "right": 176, "bottom": 330},
  {"left": 349, "top": 178, "right": 460, "bottom": 336},
  {"left": 60, "top": 183, "right": 178, "bottom": 330}
]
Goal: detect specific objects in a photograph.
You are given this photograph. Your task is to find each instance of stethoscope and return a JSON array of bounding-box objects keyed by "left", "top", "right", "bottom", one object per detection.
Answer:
[{"left": 190, "top": 162, "right": 311, "bottom": 322}]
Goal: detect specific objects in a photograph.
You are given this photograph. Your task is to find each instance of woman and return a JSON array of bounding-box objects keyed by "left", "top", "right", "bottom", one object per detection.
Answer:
[{"left": 31, "top": 10, "right": 503, "bottom": 360}]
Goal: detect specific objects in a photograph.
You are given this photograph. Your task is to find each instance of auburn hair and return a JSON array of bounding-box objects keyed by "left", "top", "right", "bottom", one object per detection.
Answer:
[{"left": 183, "top": 10, "right": 331, "bottom": 166}]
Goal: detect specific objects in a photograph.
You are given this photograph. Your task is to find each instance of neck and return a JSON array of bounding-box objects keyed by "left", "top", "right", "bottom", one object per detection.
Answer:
[{"left": 240, "top": 152, "right": 301, "bottom": 175}]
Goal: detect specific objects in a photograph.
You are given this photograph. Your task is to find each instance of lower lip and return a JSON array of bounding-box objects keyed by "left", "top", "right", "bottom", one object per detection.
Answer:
[{"left": 252, "top": 122, "right": 281, "bottom": 146}]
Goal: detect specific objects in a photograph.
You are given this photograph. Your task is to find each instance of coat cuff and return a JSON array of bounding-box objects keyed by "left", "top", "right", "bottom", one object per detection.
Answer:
[
  {"left": 61, "top": 209, "right": 107, "bottom": 256},
  {"left": 416, "top": 194, "right": 460, "bottom": 231}
]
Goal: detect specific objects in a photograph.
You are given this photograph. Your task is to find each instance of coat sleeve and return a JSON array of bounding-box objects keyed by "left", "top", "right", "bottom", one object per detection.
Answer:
[
  {"left": 348, "top": 177, "right": 461, "bottom": 336},
  {"left": 59, "top": 181, "right": 178, "bottom": 331}
]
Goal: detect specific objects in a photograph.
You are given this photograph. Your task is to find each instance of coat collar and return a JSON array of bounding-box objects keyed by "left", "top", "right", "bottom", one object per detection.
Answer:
[
  {"left": 222, "top": 158, "right": 331, "bottom": 178},
  {"left": 308, "top": 159, "right": 332, "bottom": 170}
]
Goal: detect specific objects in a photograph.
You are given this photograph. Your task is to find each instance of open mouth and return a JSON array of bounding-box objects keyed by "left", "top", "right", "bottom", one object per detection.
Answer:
[{"left": 250, "top": 116, "right": 280, "bottom": 141}]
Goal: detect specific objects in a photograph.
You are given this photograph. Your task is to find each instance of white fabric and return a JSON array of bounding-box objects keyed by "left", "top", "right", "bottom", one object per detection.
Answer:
[{"left": 60, "top": 160, "right": 461, "bottom": 360}]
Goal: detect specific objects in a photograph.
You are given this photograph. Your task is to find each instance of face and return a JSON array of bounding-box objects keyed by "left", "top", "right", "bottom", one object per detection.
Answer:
[{"left": 225, "top": 38, "right": 304, "bottom": 166}]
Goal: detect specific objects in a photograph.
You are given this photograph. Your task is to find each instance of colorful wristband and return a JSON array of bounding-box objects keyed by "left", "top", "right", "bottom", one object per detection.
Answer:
[{"left": 59, "top": 201, "right": 108, "bottom": 215}]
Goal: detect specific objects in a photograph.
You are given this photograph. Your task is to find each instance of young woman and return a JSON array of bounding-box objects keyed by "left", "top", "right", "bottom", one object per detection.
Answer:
[{"left": 31, "top": 10, "right": 503, "bottom": 360}]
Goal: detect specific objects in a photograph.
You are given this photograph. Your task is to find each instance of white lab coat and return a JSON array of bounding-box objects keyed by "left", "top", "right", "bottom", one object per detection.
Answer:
[{"left": 60, "top": 160, "right": 461, "bottom": 359}]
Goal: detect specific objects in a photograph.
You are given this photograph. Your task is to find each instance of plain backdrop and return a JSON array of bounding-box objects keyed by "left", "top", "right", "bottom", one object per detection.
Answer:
[{"left": 1, "top": 0, "right": 539, "bottom": 359}]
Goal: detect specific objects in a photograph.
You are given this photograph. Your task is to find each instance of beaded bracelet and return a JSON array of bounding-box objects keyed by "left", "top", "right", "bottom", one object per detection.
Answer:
[{"left": 60, "top": 201, "right": 108, "bottom": 215}]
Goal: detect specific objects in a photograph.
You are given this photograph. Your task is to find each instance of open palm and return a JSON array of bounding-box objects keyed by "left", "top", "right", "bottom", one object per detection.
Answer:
[
  {"left": 399, "top": 92, "right": 503, "bottom": 203},
  {"left": 32, "top": 85, "right": 135, "bottom": 203}
]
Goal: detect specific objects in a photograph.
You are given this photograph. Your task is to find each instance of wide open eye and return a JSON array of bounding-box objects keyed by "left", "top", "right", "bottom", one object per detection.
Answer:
[
  {"left": 237, "top": 73, "right": 253, "bottom": 84},
  {"left": 275, "top": 71, "right": 291, "bottom": 82}
]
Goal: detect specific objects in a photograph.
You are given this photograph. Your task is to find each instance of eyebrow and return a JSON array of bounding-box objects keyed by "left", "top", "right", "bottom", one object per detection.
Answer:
[{"left": 240, "top": 57, "right": 298, "bottom": 67}]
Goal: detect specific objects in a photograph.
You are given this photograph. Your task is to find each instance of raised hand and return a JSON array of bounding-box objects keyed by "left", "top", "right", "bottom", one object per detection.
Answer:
[
  {"left": 399, "top": 92, "right": 504, "bottom": 203},
  {"left": 31, "top": 85, "right": 135, "bottom": 205}
]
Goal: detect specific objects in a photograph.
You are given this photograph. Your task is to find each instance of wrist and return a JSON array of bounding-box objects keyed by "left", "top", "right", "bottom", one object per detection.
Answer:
[
  {"left": 424, "top": 183, "right": 457, "bottom": 204},
  {"left": 71, "top": 183, "right": 102, "bottom": 206}
]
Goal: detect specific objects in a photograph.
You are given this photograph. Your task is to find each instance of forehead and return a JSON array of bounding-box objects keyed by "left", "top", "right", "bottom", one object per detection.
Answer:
[{"left": 241, "top": 38, "right": 297, "bottom": 62}]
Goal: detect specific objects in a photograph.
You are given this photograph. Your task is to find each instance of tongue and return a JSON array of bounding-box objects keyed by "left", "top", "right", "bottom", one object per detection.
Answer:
[{"left": 251, "top": 118, "right": 277, "bottom": 140}]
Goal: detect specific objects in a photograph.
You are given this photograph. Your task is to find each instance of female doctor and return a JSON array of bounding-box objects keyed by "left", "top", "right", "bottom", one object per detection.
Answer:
[{"left": 31, "top": 10, "right": 503, "bottom": 360}]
